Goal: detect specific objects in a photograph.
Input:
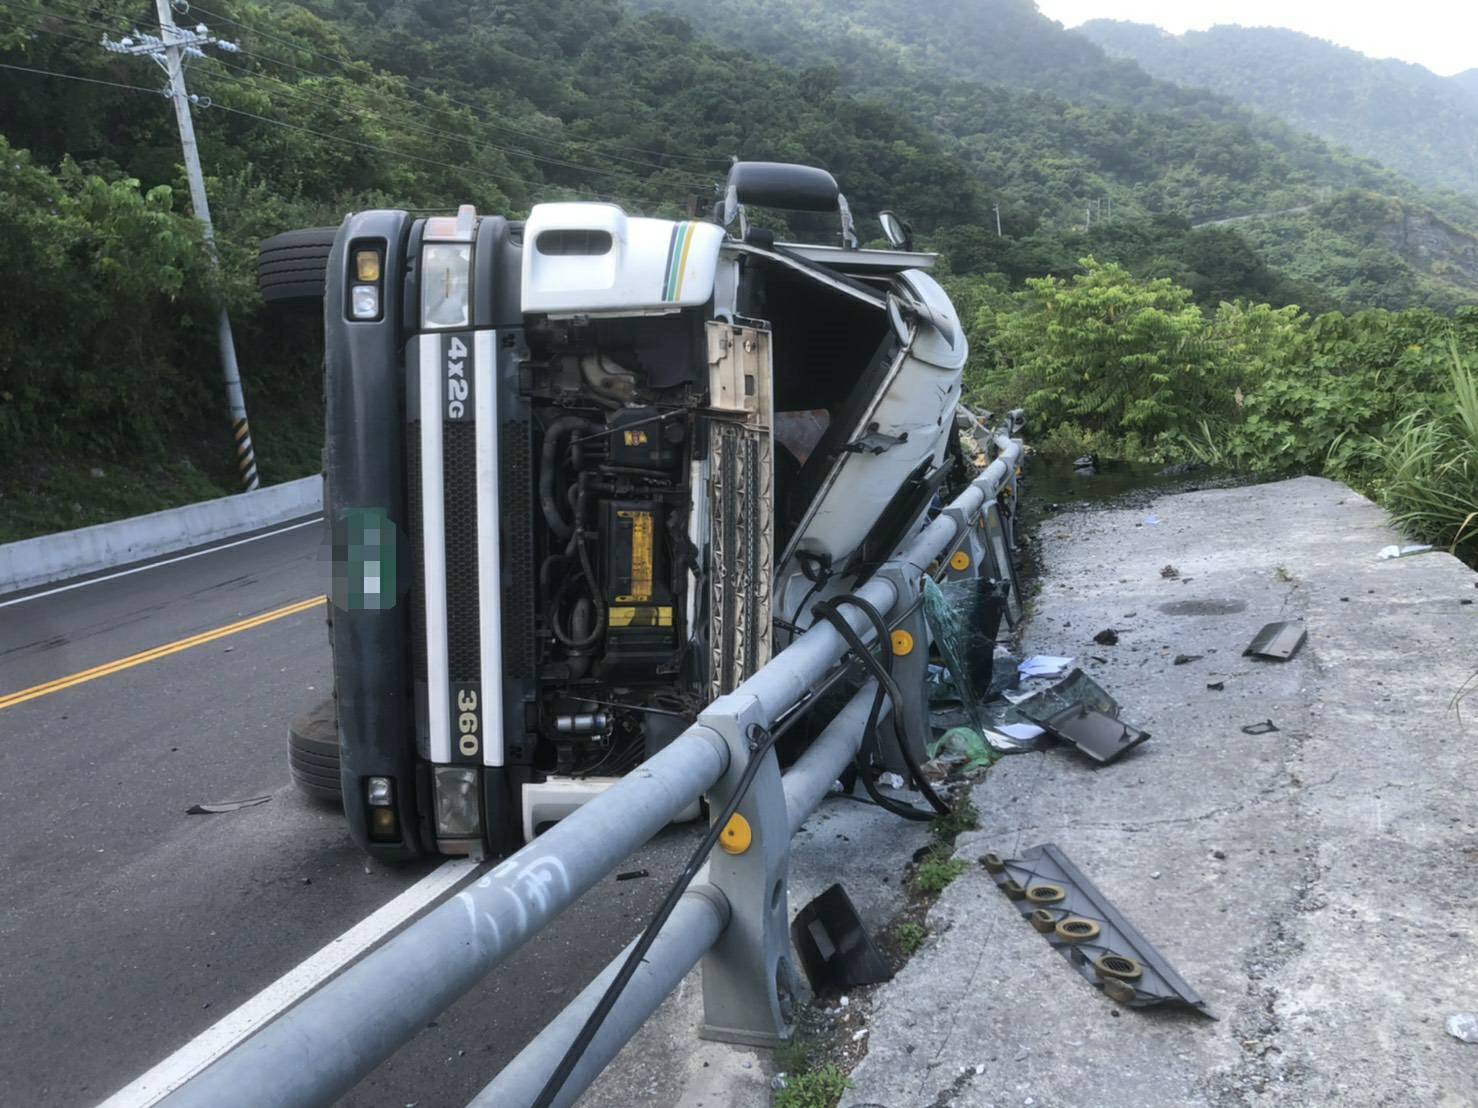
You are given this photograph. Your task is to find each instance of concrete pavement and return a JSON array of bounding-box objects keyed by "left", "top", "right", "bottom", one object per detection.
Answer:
[{"left": 842, "top": 477, "right": 1478, "bottom": 1107}]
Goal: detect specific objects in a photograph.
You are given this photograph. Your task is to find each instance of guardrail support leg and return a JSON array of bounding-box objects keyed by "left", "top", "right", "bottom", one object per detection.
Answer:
[
  {"left": 697, "top": 693, "right": 797, "bottom": 1047},
  {"left": 872, "top": 574, "right": 931, "bottom": 776}
]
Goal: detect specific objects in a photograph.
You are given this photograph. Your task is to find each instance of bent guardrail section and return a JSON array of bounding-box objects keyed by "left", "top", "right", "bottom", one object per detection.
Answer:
[{"left": 154, "top": 420, "right": 1026, "bottom": 1108}]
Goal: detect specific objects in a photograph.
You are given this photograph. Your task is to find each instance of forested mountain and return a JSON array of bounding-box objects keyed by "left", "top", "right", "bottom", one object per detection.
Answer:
[
  {"left": 1079, "top": 21, "right": 1478, "bottom": 198},
  {"left": 634, "top": 0, "right": 1478, "bottom": 305},
  {"left": 1455, "top": 70, "right": 1478, "bottom": 102},
  {"left": 0, "top": 0, "right": 1475, "bottom": 535}
]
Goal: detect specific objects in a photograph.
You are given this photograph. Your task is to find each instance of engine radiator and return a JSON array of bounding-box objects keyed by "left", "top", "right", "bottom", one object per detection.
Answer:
[{"left": 706, "top": 322, "right": 775, "bottom": 699}]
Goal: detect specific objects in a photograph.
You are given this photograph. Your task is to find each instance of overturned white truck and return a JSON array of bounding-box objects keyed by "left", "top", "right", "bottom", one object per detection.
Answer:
[{"left": 261, "top": 162, "right": 994, "bottom": 860}]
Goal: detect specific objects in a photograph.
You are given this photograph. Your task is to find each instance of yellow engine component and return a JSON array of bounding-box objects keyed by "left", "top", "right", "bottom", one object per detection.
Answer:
[
  {"left": 891, "top": 629, "right": 915, "bottom": 656},
  {"left": 949, "top": 549, "right": 971, "bottom": 571}
]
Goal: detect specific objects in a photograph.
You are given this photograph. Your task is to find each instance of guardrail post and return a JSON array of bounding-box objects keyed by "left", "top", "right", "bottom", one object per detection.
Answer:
[
  {"left": 871, "top": 565, "right": 931, "bottom": 775},
  {"left": 697, "top": 692, "right": 797, "bottom": 1046}
]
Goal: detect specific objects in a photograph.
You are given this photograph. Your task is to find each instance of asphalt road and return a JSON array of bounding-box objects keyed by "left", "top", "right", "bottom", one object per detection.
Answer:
[{"left": 0, "top": 520, "right": 697, "bottom": 1107}]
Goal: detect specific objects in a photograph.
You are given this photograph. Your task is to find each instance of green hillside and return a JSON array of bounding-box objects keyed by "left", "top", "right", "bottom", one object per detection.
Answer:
[
  {"left": 0, "top": 0, "right": 1473, "bottom": 553},
  {"left": 632, "top": 0, "right": 1478, "bottom": 304},
  {"left": 1079, "top": 20, "right": 1478, "bottom": 198}
]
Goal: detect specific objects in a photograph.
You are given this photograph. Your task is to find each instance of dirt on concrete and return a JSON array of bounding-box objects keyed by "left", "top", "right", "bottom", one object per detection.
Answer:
[{"left": 841, "top": 476, "right": 1478, "bottom": 1107}]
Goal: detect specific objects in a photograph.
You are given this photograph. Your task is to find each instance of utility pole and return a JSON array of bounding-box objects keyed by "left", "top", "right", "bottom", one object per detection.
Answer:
[
  {"left": 993, "top": 201, "right": 1002, "bottom": 237},
  {"left": 103, "top": 2, "right": 258, "bottom": 491}
]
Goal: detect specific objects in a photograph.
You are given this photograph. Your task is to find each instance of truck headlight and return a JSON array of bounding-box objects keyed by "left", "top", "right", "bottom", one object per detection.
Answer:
[
  {"left": 434, "top": 766, "right": 481, "bottom": 837},
  {"left": 422, "top": 243, "right": 471, "bottom": 330}
]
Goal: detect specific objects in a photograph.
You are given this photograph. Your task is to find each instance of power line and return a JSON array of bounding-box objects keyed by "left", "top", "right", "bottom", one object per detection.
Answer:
[
  {"left": 48, "top": 0, "right": 727, "bottom": 174},
  {"left": 0, "top": 55, "right": 530, "bottom": 189},
  {"left": 183, "top": 0, "right": 730, "bottom": 168},
  {"left": 190, "top": 56, "right": 714, "bottom": 186},
  {"left": 41, "top": 0, "right": 721, "bottom": 184},
  {"left": 208, "top": 100, "right": 546, "bottom": 186},
  {"left": 0, "top": 57, "right": 162, "bottom": 97},
  {"left": 11, "top": 6, "right": 710, "bottom": 187}
]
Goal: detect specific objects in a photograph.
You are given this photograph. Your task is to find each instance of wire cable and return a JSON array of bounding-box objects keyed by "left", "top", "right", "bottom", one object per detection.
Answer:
[
  {"left": 0, "top": 58, "right": 163, "bottom": 97},
  {"left": 531, "top": 720, "right": 779, "bottom": 1108},
  {"left": 38, "top": 0, "right": 717, "bottom": 186},
  {"left": 181, "top": 0, "right": 730, "bottom": 167},
  {"left": 812, "top": 593, "right": 952, "bottom": 816},
  {"left": 191, "top": 57, "right": 714, "bottom": 187}
]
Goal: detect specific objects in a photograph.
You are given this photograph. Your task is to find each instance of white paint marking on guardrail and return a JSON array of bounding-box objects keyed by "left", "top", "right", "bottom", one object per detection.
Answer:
[
  {"left": 0, "top": 517, "right": 323, "bottom": 610},
  {"left": 97, "top": 857, "right": 483, "bottom": 1108}
]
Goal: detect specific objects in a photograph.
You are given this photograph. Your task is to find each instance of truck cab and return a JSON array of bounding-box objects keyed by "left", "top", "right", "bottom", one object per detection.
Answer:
[{"left": 269, "top": 162, "right": 971, "bottom": 860}]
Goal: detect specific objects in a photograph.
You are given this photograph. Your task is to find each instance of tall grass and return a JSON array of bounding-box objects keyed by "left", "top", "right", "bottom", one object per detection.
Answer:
[{"left": 1377, "top": 343, "right": 1478, "bottom": 564}]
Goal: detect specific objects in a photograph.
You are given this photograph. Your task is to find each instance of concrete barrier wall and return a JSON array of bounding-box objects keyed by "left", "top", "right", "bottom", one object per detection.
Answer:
[{"left": 0, "top": 475, "right": 324, "bottom": 597}]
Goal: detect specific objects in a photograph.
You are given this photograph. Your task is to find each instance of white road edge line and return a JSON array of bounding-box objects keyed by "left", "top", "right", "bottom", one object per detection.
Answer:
[
  {"left": 97, "top": 857, "right": 483, "bottom": 1108},
  {"left": 0, "top": 517, "right": 323, "bottom": 609}
]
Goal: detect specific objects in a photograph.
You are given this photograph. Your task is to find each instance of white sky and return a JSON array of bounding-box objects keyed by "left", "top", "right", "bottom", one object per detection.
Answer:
[{"left": 1033, "top": 1, "right": 1477, "bottom": 76}]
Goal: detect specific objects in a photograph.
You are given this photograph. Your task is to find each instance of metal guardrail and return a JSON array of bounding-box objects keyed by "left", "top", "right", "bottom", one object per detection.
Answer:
[{"left": 157, "top": 420, "right": 1026, "bottom": 1108}]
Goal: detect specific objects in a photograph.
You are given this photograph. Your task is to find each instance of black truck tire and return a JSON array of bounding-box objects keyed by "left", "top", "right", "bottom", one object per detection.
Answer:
[
  {"left": 258, "top": 226, "right": 337, "bottom": 303},
  {"left": 288, "top": 695, "right": 342, "bottom": 805}
]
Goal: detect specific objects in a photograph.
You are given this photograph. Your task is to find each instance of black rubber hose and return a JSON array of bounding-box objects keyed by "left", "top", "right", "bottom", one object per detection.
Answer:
[
  {"left": 540, "top": 416, "right": 598, "bottom": 540},
  {"left": 549, "top": 476, "right": 606, "bottom": 651},
  {"left": 830, "top": 592, "right": 951, "bottom": 815},
  {"left": 808, "top": 599, "right": 936, "bottom": 821},
  {"left": 812, "top": 595, "right": 951, "bottom": 816},
  {"left": 533, "top": 724, "right": 779, "bottom": 1108}
]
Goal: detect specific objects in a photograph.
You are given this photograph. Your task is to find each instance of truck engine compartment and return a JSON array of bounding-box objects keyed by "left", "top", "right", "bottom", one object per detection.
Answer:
[{"left": 523, "top": 312, "right": 706, "bottom": 782}]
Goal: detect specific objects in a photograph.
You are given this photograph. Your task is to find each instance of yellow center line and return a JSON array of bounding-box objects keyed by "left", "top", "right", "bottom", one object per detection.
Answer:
[{"left": 0, "top": 595, "right": 327, "bottom": 711}]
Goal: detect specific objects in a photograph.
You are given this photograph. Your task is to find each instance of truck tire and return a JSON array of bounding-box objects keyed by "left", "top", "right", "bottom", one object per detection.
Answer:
[
  {"left": 288, "top": 695, "right": 342, "bottom": 805},
  {"left": 258, "top": 226, "right": 337, "bottom": 303}
]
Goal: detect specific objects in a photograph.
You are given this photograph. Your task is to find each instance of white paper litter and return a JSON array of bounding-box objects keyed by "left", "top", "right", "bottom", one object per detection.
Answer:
[
  {"left": 878, "top": 771, "right": 907, "bottom": 789},
  {"left": 983, "top": 722, "right": 1046, "bottom": 751},
  {"left": 998, "top": 722, "right": 1045, "bottom": 741},
  {"left": 1018, "top": 655, "right": 1074, "bottom": 679},
  {"left": 1377, "top": 544, "right": 1434, "bottom": 559}
]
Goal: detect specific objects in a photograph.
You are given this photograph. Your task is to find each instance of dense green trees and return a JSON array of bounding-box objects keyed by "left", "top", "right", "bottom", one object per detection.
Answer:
[
  {"left": 968, "top": 263, "right": 1478, "bottom": 557},
  {"left": 0, "top": 0, "right": 1472, "bottom": 545}
]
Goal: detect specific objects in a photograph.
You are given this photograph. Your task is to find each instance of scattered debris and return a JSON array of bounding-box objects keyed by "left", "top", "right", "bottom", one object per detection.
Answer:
[
  {"left": 1092, "top": 628, "right": 1119, "bottom": 645},
  {"left": 1447, "top": 1012, "right": 1478, "bottom": 1044},
  {"left": 185, "top": 796, "right": 272, "bottom": 815},
  {"left": 928, "top": 728, "right": 999, "bottom": 772},
  {"left": 1240, "top": 720, "right": 1280, "bottom": 735},
  {"left": 1028, "top": 703, "right": 1150, "bottom": 765},
  {"left": 791, "top": 885, "right": 893, "bottom": 992},
  {"left": 1160, "top": 565, "right": 1180, "bottom": 579},
  {"left": 1244, "top": 621, "right": 1307, "bottom": 661},
  {"left": 1019, "top": 655, "right": 1075, "bottom": 679},
  {"left": 1172, "top": 654, "right": 1202, "bottom": 665},
  {"left": 1378, "top": 544, "right": 1434, "bottom": 559},
  {"left": 1206, "top": 681, "right": 1225, "bottom": 691},
  {"left": 984, "top": 722, "right": 1047, "bottom": 753},
  {"left": 615, "top": 869, "right": 648, "bottom": 882},
  {"left": 877, "top": 772, "right": 907, "bottom": 790},
  {"left": 1142, "top": 515, "right": 1160, "bottom": 526},
  {"left": 984, "top": 844, "right": 1213, "bottom": 1017}
]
